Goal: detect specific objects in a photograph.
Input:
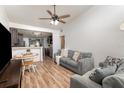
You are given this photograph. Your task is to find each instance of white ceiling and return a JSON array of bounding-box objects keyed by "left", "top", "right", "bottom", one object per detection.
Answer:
[{"left": 4, "top": 5, "right": 91, "bottom": 30}]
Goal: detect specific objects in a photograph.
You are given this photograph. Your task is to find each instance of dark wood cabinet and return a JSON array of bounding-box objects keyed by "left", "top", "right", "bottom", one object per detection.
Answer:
[
  {"left": 10, "top": 28, "right": 18, "bottom": 46},
  {"left": 10, "top": 28, "right": 24, "bottom": 47},
  {"left": 45, "top": 47, "right": 53, "bottom": 58},
  {"left": 18, "top": 33, "right": 24, "bottom": 47},
  {"left": 0, "top": 61, "right": 22, "bottom": 88}
]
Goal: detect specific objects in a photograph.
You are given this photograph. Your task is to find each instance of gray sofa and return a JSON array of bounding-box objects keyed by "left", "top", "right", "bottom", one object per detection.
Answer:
[
  {"left": 70, "top": 58, "right": 124, "bottom": 88},
  {"left": 54, "top": 50, "right": 94, "bottom": 75}
]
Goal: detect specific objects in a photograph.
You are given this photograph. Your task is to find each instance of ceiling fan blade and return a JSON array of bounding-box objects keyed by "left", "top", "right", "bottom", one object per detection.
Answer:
[
  {"left": 47, "top": 10, "right": 53, "bottom": 16},
  {"left": 39, "top": 18, "right": 52, "bottom": 20},
  {"left": 59, "top": 14, "right": 70, "bottom": 19},
  {"left": 59, "top": 20, "right": 66, "bottom": 24}
]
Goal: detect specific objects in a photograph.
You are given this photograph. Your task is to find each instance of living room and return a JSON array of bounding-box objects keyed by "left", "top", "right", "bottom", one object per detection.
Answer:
[{"left": 1, "top": 0, "right": 124, "bottom": 91}]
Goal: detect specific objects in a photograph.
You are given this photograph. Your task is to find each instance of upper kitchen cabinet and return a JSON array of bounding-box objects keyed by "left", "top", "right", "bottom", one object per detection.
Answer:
[{"left": 10, "top": 28, "right": 24, "bottom": 47}]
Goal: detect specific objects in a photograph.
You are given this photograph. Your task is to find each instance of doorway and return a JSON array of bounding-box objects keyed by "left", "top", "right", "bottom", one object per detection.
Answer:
[{"left": 60, "top": 36, "right": 65, "bottom": 49}]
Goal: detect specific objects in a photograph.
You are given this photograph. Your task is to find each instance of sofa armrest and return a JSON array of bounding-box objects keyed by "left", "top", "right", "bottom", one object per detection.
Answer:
[
  {"left": 54, "top": 50, "right": 61, "bottom": 61},
  {"left": 78, "top": 58, "right": 94, "bottom": 75},
  {"left": 102, "top": 74, "right": 124, "bottom": 88},
  {"left": 70, "top": 70, "right": 102, "bottom": 88},
  {"left": 70, "top": 74, "right": 86, "bottom": 88}
]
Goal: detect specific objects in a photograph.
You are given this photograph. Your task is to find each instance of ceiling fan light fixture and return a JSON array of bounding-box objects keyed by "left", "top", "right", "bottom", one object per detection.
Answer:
[
  {"left": 54, "top": 20, "right": 59, "bottom": 25},
  {"left": 50, "top": 20, "right": 54, "bottom": 25},
  {"left": 39, "top": 5, "right": 70, "bottom": 25},
  {"left": 50, "top": 19, "right": 59, "bottom": 26}
]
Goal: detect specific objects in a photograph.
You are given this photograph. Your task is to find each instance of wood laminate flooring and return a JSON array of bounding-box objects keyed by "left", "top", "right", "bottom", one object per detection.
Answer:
[{"left": 21, "top": 57, "right": 74, "bottom": 88}]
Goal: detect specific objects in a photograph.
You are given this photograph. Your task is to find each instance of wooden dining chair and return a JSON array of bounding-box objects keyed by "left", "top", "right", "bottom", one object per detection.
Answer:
[{"left": 22, "top": 57, "right": 36, "bottom": 75}]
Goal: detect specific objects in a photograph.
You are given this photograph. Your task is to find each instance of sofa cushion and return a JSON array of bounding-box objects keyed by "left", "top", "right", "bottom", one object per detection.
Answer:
[
  {"left": 68, "top": 50, "right": 74, "bottom": 58},
  {"left": 60, "top": 57, "right": 71, "bottom": 63},
  {"left": 89, "top": 64, "right": 117, "bottom": 84},
  {"left": 79, "top": 53, "right": 92, "bottom": 59},
  {"left": 66, "top": 59, "right": 78, "bottom": 68},
  {"left": 60, "top": 57, "right": 78, "bottom": 68}
]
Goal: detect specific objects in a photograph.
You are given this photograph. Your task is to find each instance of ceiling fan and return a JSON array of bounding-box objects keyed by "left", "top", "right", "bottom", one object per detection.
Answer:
[{"left": 39, "top": 5, "right": 71, "bottom": 25}]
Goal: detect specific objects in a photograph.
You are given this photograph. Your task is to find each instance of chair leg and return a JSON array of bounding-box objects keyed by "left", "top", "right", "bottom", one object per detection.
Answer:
[
  {"left": 28, "top": 65, "right": 32, "bottom": 72},
  {"left": 22, "top": 66, "right": 25, "bottom": 76},
  {"left": 32, "top": 65, "right": 35, "bottom": 72}
]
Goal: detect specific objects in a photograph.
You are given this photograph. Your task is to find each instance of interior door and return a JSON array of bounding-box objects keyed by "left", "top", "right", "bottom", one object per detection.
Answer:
[{"left": 60, "top": 36, "right": 65, "bottom": 49}]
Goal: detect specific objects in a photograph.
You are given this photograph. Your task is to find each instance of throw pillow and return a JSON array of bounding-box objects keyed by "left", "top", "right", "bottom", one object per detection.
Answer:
[
  {"left": 89, "top": 64, "right": 117, "bottom": 84},
  {"left": 104, "top": 56, "right": 122, "bottom": 67},
  {"left": 104, "top": 56, "right": 113, "bottom": 65},
  {"left": 72, "top": 51, "right": 80, "bottom": 61},
  {"left": 60, "top": 49, "right": 68, "bottom": 57}
]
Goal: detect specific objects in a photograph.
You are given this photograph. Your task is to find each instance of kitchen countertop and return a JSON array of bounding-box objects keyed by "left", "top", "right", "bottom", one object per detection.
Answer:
[
  {"left": 12, "top": 47, "right": 43, "bottom": 50},
  {"left": 12, "top": 47, "right": 43, "bottom": 62}
]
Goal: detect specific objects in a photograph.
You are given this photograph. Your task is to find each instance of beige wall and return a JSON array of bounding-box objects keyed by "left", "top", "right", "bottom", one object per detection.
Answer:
[{"left": 62, "top": 6, "right": 124, "bottom": 67}]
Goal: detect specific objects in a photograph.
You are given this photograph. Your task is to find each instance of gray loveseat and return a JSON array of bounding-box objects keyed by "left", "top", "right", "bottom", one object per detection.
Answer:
[
  {"left": 54, "top": 50, "right": 94, "bottom": 75},
  {"left": 70, "top": 58, "right": 124, "bottom": 88}
]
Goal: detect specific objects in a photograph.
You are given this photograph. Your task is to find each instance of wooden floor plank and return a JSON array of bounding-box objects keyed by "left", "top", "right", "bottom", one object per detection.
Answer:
[{"left": 21, "top": 57, "right": 74, "bottom": 88}]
